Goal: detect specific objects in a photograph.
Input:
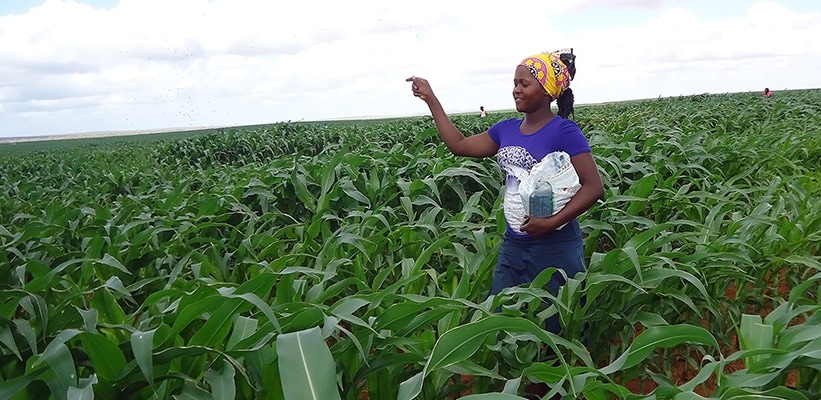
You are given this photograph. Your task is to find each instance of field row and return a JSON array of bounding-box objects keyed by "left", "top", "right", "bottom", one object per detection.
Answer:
[{"left": 1, "top": 91, "right": 819, "bottom": 399}]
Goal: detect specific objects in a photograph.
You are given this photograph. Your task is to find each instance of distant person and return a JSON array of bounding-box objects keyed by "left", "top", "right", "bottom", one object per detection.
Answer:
[
  {"left": 406, "top": 48, "right": 603, "bottom": 333},
  {"left": 763, "top": 88, "right": 773, "bottom": 97},
  {"left": 479, "top": 106, "right": 488, "bottom": 117}
]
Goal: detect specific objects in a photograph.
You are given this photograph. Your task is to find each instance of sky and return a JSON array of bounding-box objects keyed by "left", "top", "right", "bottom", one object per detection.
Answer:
[{"left": 0, "top": 0, "right": 819, "bottom": 139}]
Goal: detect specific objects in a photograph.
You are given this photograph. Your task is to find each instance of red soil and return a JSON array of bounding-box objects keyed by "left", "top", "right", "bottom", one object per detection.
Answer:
[{"left": 357, "top": 268, "right": 812, "bottom": 399}]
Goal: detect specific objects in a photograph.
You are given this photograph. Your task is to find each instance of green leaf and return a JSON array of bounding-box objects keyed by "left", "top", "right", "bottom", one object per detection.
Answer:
[
  {"left": 174, "top": 380, "right": 212, "bottom": 400},
  {"left": 352, "top": 352, "right": 425, "bottom": 384},
  {"left": 14, "top": 319, "right": 38, "bottom": 355},
  {"left": 777, "top": 324, "right": 821, "bottom": 350},
  {"left": 640, "top": 268, "right": 709, "bottom": 300},
  {"left": 397, "top": 371, "right": 424, "bottom": 400},
  {"left": 276, "top": 326, "right": 341, "bottom": 400},
  {"left": 227, "top": 292, "right": 281, "bottom": 333},
  {"left": 49, "top": 255, "right": 131, "bottom": 279},
  {"left": 581, "top": 380, "right": 634, "bottom": 400},
  {"left": 739, "top": 314, "right": 774, "bottom": 367},
  {"left": 99, "top": 253, "right": 131, "bottom": 275},
  {"left": 281, "top": 306, "right": 324, "bottom": 333},
  {"left": 375, "top": 301, "right": 431, "bottom": 331},
  {"left": 340, "top": 178, "right": 370, "bottom": 206},
  {"left": 631, "top": 311, "right": 669, "bottom": 327},
  {"left": 626, "top": 173, "right": 655, "bottom": 215},
  {"left": 426, "top": 316, "right": 585, "bottom": 374},
  {"left": 444, "top": 360, "right": 506, "bottom": 381},
  {"left": 227, "top": 316, "right": 258, "bottom": 351},
  {"left": 75, "top": 307, "right": 98, "bottom": 334},
  {"left": 80, "top": 332, "right": 127, "bottom": 382},
  {"left": 677, "top": 358, "right": 719, "bottom": 393},
  {"left": 673, "top": 392, "right": 709, "bottom": 400},
  {"left": 788, "top": 272, "right": 821, "bottom": 304},
  {"left": 32, "top": 329, "right": 82, "bottom": 370},
  {"left": 205, "top": 358, "right": 236, "bottom": 400},
  {"left": 291, "top": 163, "right": 316, "bottom": 212},
  {"left": 521, "top": 362, "right": 567, "bottom": 385},
  {"left": 719, "top": 369, "right": 782, "bottom": 389},
  {"left": 102, "top": 276, "right": 135, "bottom": 303},
  {"left": 19, "top": 293, "right": 49, "bottom": 336},
  {"left": 599, "top": 324, "right": 718, "bottom": 375},
  {"left": 44, "top": 342, "right": 77, "bottom": 399},
  {"left": 329, "top": 296, "right": 370, "bottom": 317},
  {"left": 720, "top": 386, "right": 809, "bottom": 400},
  {"left": 408, "top": 236, "right": 452, "bottom": 278},
  {"left": 425, "top": 321, "right": 493, "bottom": 372},
  {"left": 165, "top": 293, "right": 220, "bottom": 342},
  {"left": 397, "top": 315, "right": 590, "bottom": 400},
  {"left": 67, "top": 375, "right": 97, "bottom": 400},
  {"left": 90, "top": 288, "right": 126, "bottom": 325},
  {"left": 189, "top": 298, "right": 243, "bottom": 347},
  {"left": 0, "top": 325, "right": 21, "bottom": 359},
  {"left": 131, "top": 329, "right": 156, "bottom": 388},
  {"left": 0, "top": 372, "right": 36, "bottom": 399}
]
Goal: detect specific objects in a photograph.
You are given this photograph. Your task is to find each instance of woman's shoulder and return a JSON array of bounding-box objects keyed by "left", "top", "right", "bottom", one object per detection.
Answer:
[
  {"left": 556, "top": 117, "right": 584, "bottom": 134},
  {"left": 487, "top": 118, "right": 521, "bottom": 143},
  {"left": 557, "top": 116, "right": 580, "bottom": 128},
  {"left": 554, "top": 117, "right": 591, "bottom": 154}
]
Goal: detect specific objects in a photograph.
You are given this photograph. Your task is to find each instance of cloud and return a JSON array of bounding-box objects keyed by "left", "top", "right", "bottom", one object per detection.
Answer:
[
  {"left": 0, "top": 0, "right": 819, "bottom": 137},
  {"left": 567, "top": 0, "right": 667, "bottom": 11},
  {"left": 567, "top": 1, "right": 821, "bottom": 102}
]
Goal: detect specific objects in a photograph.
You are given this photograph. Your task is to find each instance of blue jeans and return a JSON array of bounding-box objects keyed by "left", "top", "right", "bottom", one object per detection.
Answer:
[{"left": 491, "top": 223, "right": 586, "bottom": 334}]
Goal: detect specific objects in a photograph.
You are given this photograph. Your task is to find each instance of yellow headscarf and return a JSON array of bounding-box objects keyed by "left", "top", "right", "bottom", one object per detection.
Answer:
[{"left": 520, "top": 49, "right": 573, "bottom": 99}]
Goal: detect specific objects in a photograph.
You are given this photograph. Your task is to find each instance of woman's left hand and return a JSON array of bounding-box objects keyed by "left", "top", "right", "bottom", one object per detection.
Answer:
[
  {"left": 519, "top": 152, "right": 606, "bottom": 238},
  {"left": 520, "top": 215, "right": 559, "bottom": 237}
]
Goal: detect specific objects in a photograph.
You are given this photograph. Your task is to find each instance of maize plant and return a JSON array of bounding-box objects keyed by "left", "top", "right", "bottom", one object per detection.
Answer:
[{"left": 0, "top": 90, "right": 819, "bottom": 399}]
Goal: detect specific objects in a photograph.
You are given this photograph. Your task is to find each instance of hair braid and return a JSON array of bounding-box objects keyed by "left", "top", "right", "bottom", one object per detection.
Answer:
[{"left": 557, "top": 88, "right": 574, "bottom": 119}]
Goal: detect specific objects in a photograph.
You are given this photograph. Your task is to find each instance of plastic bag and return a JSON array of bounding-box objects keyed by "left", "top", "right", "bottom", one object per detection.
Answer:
[{"left": 518, "top": 151, "right": 581, "bottom": 223}]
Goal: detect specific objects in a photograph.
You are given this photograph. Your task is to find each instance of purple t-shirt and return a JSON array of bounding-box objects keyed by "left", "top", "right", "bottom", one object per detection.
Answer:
[{"left": 488, "top": 116, "right": 591, "bottom": 239}]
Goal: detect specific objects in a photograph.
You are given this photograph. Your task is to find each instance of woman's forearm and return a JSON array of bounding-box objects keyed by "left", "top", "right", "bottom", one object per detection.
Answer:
[
  {"left": 549, "top": 183, "right": 603, "bottom": 227},
  {"left": 408, "top": 76, "right": 497, "bottom": 158},
  {"left": 424, "top": 95, "right": 468, "bottom": 154}
]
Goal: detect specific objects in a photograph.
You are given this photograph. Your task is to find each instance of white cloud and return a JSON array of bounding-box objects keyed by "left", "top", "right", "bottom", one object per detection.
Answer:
[
  {"left": 568, "top": 1, "right": 821, "bottom": 102},
  {"left": 0, "top": 0, "right": 819, "bottom": 137}
]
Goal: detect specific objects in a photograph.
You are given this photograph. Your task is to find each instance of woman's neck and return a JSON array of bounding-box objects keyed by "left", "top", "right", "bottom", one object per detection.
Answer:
[{"left": 521, "top": 107, "right": 557, "bottom": 134}]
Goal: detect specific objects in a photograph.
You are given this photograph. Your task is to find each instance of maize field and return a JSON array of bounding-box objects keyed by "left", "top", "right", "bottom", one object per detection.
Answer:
[{"left": 0, "top": 90, "right": 819, "bottom": 399}]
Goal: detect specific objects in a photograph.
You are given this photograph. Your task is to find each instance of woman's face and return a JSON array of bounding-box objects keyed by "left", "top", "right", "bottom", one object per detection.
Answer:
[{"left": 513, "top": 65, "right": 550, "bottom": 113}]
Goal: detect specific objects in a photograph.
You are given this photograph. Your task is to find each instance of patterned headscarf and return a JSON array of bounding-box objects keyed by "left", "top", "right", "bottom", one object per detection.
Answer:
[{"left": 520, "top": 49, "right": 573, "bottom": 99}]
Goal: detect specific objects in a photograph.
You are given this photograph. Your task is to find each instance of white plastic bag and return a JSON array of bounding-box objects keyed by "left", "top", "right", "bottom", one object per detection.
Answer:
[{"left": 518, "top": 151, "right": 580, "bottom": 226}]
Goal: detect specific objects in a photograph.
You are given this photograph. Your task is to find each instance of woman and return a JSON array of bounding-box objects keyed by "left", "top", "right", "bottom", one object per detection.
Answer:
[{"left": 406, "top": 49, "right": 604, "bottom": 334}]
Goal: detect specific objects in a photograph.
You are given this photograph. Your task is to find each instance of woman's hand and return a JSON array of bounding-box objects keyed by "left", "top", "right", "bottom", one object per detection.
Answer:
[
  {"left": 520, "top": 215, "right": 560, "bottom": 237},
  {"left": 406, "top": 76, "right": 434, "bottom": 102}
]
